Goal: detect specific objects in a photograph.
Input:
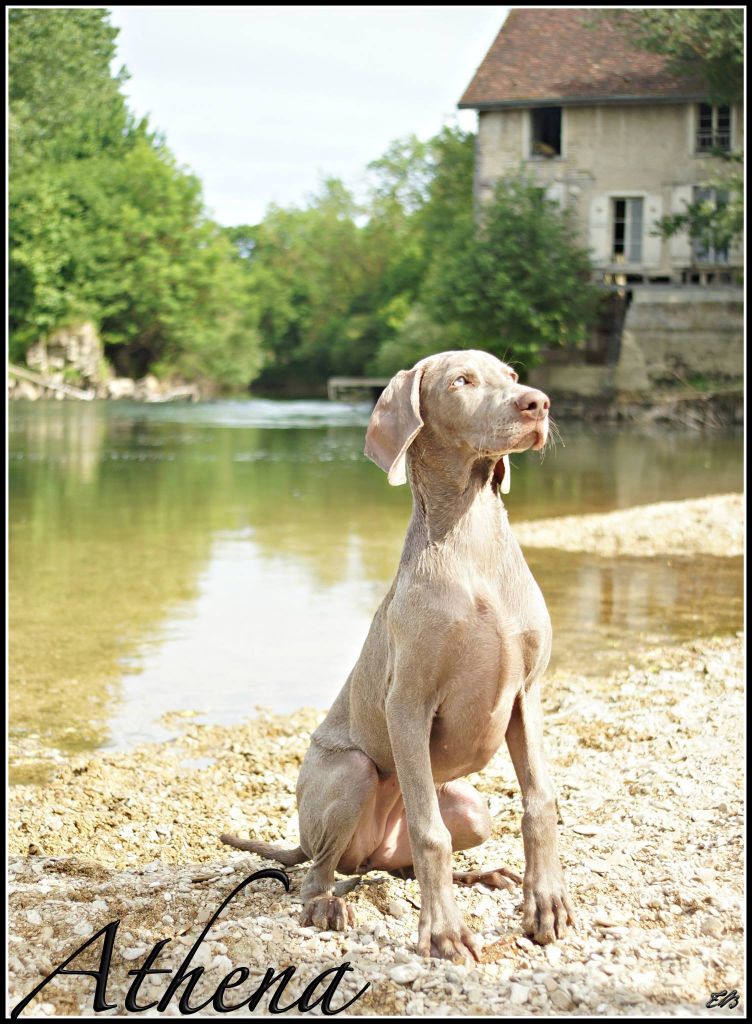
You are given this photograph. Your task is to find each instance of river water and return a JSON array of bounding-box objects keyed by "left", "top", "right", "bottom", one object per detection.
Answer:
[{"left": 9, "top": 400, "right": 743, "bottom": 783}]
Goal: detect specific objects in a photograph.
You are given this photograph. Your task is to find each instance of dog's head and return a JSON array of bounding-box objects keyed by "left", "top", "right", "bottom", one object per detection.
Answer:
[{"left": 364, "top": 350, "right": 550, "bottom": 491}]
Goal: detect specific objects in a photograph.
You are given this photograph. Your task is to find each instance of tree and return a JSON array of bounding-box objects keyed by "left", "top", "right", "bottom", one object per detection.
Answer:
[
  {"left": 423, "top": 175, "right": 599, "bottom": 366},
  {"left": 9, "top": 8, "right": 263, "bottom": 389},
  {"left": 365, "top": 126, "right": 476, "bottom": 375},
  {"left": 607, "top": 9, "right": 743, "bottom": 254},
  {"left": 609, "top": 8, "right": 743, "bottom": 106},
  {"left": 9, "top": 7, "right": 132, "bottom": 165}
]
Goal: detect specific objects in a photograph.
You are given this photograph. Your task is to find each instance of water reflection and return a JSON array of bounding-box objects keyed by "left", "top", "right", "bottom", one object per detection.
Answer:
[{"left": 8, "top": 401, "right": 743, "bottom": 783}]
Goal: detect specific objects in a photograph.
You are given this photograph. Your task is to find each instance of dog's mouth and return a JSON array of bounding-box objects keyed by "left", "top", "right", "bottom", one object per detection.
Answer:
[
  {"left": 490, "top": 421, "right": 548, "bottom": 496},
  {"left": 491, "top": 455, "right": 510, "bottom": 496},
  {"left": 531, "top": 419, "right": 549, "bottom": 451}
]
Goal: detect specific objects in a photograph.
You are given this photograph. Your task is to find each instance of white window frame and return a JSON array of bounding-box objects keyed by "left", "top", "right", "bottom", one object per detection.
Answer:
[
  {"left": 610, "top": 195, "right": 645, "bottom": 265},
  {"left": 695, "top": 103, "right": 732, "bottom": 153}
]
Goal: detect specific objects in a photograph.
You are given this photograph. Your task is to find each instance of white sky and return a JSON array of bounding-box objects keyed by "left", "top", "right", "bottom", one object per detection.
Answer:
[{"left": 107, "top": 5, "right": 508, "bottom": 226}]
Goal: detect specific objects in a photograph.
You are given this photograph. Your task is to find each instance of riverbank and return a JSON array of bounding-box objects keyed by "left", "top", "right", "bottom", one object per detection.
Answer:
[
  {"left": 514, "top": 493, "right": 744, "bottom": 558},
  {"left": 8, "top": 629, "right": 744, "bottom": 1017}
]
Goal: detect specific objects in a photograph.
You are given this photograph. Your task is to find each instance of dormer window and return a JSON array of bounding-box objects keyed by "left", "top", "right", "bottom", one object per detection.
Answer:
[
  {"left": 696, "top": 104, "right": 731, "bottom": 152},
  {"left": 530, "top": 107, "right": 561, "bottom": 157}
]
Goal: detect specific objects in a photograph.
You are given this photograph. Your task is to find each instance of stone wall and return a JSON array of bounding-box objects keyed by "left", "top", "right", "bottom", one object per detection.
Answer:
[
  {"left": 529, "top": 285, "right": 743, "bottom": 405},
  {"left": 617, "top": 285, "right": 743, "bottom": 388}
]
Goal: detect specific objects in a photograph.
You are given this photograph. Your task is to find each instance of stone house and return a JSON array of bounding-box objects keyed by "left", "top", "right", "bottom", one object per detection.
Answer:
[
  {"left": 459, "top": 9, "right": 743, "bottom": 286},
  {"left": 457, "top": 9, "right": 743, "bottom": 397}
]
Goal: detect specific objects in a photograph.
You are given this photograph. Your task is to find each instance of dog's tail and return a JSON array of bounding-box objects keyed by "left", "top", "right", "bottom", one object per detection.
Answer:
[{"left": 219, "top": 833, "right": 308, "bottom": 866}]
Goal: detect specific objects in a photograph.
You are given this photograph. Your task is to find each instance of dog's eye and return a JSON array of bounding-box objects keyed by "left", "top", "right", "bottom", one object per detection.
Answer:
[{"left": 452, "top": 376, "right": 469, "bottom": 388}]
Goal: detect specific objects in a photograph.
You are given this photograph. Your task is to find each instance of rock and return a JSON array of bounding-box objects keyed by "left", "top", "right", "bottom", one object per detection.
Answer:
[
  {"left": 545, "top": 945, "right": 563, "bottom": 965},
  {"left": 508, "top": 983, "right": 529, "bottom": 1005},
  {"left": 135, "top": 374, "right": 162, "bottom": 401},
  {"left": 210, "top": 954, "right": 233, "bottom": 974},
  {"left": 550, "top": 988, "right": 573, "bottom": 1010},
  {"left": 389, "top": 963, "right": 424, "bottom": 984},
  {"left": 107, "top": 378, "right": 136, "bottom": 400},
  {"left": 699, "top": 916, "right": 723, "bottom": 937},
  {"left": 10, "top": 379, "right": 40, "bottom": 401},
  {"left": 26, "top": 322, "right": 106, "bottom": 387},
  {"left": 388, "top": 899, "right": 408, "bottom": 919},
  {"left": 122, "top": 946, "right": 149, "bottom": 961}
]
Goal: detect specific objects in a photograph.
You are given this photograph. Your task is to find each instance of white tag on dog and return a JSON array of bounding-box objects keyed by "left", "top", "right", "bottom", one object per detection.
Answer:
[{"left": 500, "top": 455, "right": 511, "bottom": 494}]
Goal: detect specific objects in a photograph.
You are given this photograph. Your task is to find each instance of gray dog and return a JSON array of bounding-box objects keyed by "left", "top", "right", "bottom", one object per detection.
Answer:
[{"left": 222, "top": 349, "right": 576, "bottom": 961}]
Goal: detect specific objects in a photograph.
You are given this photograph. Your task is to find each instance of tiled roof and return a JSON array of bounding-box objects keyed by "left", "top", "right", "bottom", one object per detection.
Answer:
[{"left": 459, "top": 9, "right": 708, "bottom": 108}]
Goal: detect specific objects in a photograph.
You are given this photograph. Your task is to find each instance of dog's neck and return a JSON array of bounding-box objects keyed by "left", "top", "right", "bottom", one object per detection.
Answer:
[{"left": 405, "top": 436, "right": 510, "bottom": 548}]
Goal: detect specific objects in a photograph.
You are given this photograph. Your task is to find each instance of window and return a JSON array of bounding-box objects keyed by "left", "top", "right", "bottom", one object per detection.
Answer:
[
  {"left": 696, "top": 104, "right": 731, "bottom": 152},
  {"left": 530, "top": 107, "right": 561, "bottom": 157},
  {"left": 692, "top": 187, "right": 729, "bottom": 264},
  {"left": 612, "top": 198, "right": 643, "bottom": 264}
]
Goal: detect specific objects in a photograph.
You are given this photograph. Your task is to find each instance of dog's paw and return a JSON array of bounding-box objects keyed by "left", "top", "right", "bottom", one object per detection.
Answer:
[
  {"left": 417, "top": 904, "right": 481, "bottom": 962},
  {"left": 522, "top": 876, "right": 577, "bottom": 944},
  {"left": 301, "top": 895, "right": 355, "bottom": 931},
  {"left": 419, "top": 922, "right": 481, "bottom": 962}
]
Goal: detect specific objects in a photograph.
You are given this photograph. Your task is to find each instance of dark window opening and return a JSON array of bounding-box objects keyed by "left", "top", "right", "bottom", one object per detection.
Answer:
[
  {"left": 697, "top": 103, "right": 731, "bottom": 152},
  {"left": 531, "top": 107, "right": 561, "bottom": 157}
]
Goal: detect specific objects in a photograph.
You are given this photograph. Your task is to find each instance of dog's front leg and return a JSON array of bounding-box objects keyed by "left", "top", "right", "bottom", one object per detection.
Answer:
[
  {"left": 506, "top": 679, "right": 577, "bottom": 944},
  {"left": 385, "top": 687, "right": 480, "bottom": 962}
]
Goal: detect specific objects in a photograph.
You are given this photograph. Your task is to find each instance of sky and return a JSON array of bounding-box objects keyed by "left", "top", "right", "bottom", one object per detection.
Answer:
[{"left": 107, "top": 6, "right": 509, "bottom": 226}]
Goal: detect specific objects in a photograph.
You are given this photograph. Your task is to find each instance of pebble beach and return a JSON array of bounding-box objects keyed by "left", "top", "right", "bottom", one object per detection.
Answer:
[{"left": 8, "top": 494, "right": 745, "bottom": 1017}]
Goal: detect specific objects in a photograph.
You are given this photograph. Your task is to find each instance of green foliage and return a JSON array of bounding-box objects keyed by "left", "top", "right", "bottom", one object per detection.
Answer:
[
  {"left": 655, "top": 152, "right": 743, "bottom": 256},
  {"left": 9, "top": 8, "right": 131, "bottom": 165},
  {"left": 609, "top": 8, "right": 743, "bottom": 106},
  {"left": 9, "top": 8, "right": 262, "bottom": 389},
  {"left": 421, "top": 175, "right": 599, "bottom": 366}
]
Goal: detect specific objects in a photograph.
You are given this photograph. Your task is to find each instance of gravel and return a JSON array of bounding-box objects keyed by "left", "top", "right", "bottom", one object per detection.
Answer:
[
  {"left": 8, "top": 634, "right": 744, "bottom": 1017},
  {"left": 513, "top": 493, "right": 743, "bottom": 558},
  {"left": 8, "top": 494, "right": 745, "bottom": 1017}
]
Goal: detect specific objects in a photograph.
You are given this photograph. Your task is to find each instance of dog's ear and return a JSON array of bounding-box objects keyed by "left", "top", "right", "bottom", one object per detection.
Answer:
[{"left": 364, "top": 366, "right": 424, "bottom": 485}]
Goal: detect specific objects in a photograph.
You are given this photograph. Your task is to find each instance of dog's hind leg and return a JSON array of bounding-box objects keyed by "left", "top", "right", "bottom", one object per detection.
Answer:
[{"left": 296, "top": 741, "right": 379, "bottom": 932}]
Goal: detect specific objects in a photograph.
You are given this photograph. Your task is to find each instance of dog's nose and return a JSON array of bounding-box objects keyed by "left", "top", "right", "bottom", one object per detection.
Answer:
[{"left": 514, "top": 388, "right": 550, "bottom": 419}]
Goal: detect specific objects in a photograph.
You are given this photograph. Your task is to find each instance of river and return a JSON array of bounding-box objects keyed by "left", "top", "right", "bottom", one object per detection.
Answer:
[{"left": 8, "top": 400, "right": 743, "bottom": 783}]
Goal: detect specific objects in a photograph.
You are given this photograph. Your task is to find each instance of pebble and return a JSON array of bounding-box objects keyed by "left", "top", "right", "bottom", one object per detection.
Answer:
[
  {"left": 700, "top": 916, "right": 723, "bottom": 937},
  {"left": 545, "top": 945, "right": 562, "bottom": 965},
  {"left": 550, "top": 989, "right": 572, "bottom": 1010},
  {"left": 122, "top": 947, "right": 148, "bottom": 961},
  {"left": 389, "top": 963, "right": 424, "bottom": 984},
  {"left": 508, "top": 982, "right": 529, "bottom": 1005},
  {"left": 388, "top": 899, "right": 407, "bottom": 919}
]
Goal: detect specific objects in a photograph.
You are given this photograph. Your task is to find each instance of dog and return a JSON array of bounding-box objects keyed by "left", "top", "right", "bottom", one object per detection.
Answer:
[{"left": 222, "top": 349, "right": 575, "bottom": 960}]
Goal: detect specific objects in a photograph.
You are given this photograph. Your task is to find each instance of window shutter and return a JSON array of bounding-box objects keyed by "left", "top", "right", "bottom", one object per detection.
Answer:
[
  {"left": 668, "top": 186, "right": 693, "bottom": 264},
  {"left": 588, "top": 196, "right": 609, "bottom": 265},
  {"left": 642, "top": 195, "right": 663, "bottom": 266},
  {"left": 545, "top": 181, "right": 565, "bottom": 206}
]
